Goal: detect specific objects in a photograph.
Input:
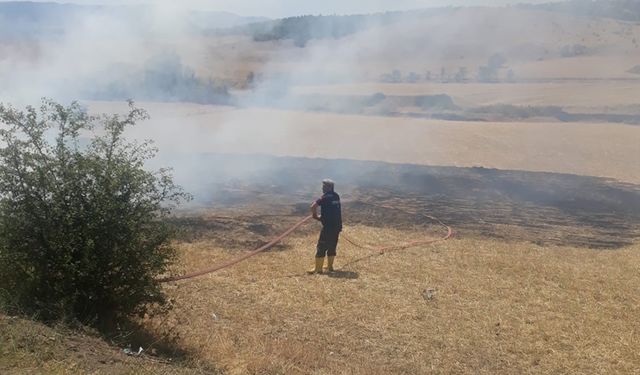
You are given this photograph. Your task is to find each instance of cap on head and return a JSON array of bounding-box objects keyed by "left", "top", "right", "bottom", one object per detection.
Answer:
[{"left": 322, "top": 179, "right": 335, "bottom": 192}]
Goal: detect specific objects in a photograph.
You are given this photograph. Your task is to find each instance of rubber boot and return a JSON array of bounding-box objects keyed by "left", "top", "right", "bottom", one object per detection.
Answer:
[
  {"left": 307, "top": 257, "right": 324, "bottom": 274},
  {"left": 325, "top": 256, "right": 335, "bottom": 272}
]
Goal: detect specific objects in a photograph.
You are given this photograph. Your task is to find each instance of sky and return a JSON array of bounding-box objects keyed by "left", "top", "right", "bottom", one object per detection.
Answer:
[{"left": 0, "top": 0, "right": 561, "bottom": 18}]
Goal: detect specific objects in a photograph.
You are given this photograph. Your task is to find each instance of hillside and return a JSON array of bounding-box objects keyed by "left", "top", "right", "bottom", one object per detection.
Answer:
[
  {"left": 3, "top": 2, "right": 640, "bottom": 102},
  {"left": 0, "top": 2, "right": 266, "bottom": 38},
  {"left": 181, "top": 5, "right": 640, "bottom": 89},
  {"left": 521, "top": 0, "right": 640, "bottom": 22}
]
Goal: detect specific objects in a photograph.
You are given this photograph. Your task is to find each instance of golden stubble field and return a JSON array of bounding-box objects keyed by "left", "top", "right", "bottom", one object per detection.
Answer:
[
  {"left": 88, "top": 101, "right": 640, "bottom": 185},
  {"left": 146, "top": 224, "right": 640, "bottom": 374}
]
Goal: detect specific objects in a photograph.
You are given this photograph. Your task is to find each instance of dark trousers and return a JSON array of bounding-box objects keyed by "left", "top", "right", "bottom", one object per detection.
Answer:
[{"left": 316, "top": 226, "right": 340, "bottom": 258}]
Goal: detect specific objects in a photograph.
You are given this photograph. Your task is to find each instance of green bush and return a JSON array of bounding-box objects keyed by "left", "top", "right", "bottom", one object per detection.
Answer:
[{"left": 0, "top": 99, "right": 189, "bottom": 324}]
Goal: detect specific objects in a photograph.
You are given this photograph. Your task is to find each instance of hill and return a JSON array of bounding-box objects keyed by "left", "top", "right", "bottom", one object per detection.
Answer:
[
  {"left": 521, "top": 0, "right": 640, "bottom": 22},
  {"left": 0, "top": 1, "right": 267, "bottom": 38},
  {"left": 226, "top": 0, "right": 640, "bottom": 49},
  {"left": 192, "top": 5, "right": 640, "bottom": 87}
]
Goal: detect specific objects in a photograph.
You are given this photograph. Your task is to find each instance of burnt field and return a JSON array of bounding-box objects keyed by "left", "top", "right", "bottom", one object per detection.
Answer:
[{"left": 169, "top": 154, "right": 640, "bottom": 250}]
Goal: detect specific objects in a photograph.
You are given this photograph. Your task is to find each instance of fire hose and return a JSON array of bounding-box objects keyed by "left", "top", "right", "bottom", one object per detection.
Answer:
[{"left": 158, "top": 206, "right": 453, "bottom": 283}]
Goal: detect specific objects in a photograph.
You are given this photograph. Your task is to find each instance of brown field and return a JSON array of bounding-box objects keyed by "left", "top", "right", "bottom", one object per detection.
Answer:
[{"left": 150, "top": 235, "right": 640, "bottom": 374}]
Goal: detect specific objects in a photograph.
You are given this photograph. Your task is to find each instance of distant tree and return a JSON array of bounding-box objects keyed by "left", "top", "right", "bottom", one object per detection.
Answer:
[
  {"left": 406, "top": 72, "right": 421, "bottom": 83},
  {"left": 560, "top": 44, "right": 589, "bottom": 57},
  {"left": 391, "top": 69, "right": 402, "bottom": 83},
  {"left": 246, "top": 71, "right": 256, "bottom": 89},
  {"left": 0, "top": 99, "right": 189, "bottom": 325},
  {"left": 454, "top": 67, "right": 468, "bottom": 83},
  {"left": 477, "top": 66, "right": 494, "bottom": 83},
  {"left": 293, "top": 31, "right": 310, "bottom": 48},
  {"left": 628, "top": 65, "right": 640, "bottom": 75},
  {"left": 90, "top": 53, "right": 232, "bottom": 105},
  {"left": 488, "top": 53, "right": 507, "bottom": 71},
  {"left": 366, "top": 92, "right": 386, "bottom": 106},
  {"left": 478, "top": 54, "right": 508, "bottom": 83}
]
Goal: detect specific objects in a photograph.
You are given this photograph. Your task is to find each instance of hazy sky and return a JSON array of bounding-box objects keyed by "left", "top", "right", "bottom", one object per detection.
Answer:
[{"left": 1, "top": 0, "right": 560, "bottom": 17}]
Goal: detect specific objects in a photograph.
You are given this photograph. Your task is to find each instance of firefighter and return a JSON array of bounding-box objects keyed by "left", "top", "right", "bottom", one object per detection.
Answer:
[{"left": 308, "top": 179, "right": 342, "bottom": 274}]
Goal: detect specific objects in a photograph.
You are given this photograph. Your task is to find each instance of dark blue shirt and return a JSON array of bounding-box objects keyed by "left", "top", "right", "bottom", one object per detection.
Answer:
[{"left": 316, "top": 191, "right": 342, "bottom": 230}]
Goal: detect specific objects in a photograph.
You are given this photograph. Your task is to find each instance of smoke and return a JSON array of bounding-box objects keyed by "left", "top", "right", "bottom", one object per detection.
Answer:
[
  {"left": 2, "top": 1, "right": 640, "bottom": 202},
  {"left": 0, "top": 2, "right": 235, "bottom": 104}
]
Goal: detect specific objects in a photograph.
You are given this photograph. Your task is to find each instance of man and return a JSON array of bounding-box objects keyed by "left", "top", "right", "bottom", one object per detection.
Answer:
[{"left": 308, "top": 179, "right": 342, "bottom": 274}]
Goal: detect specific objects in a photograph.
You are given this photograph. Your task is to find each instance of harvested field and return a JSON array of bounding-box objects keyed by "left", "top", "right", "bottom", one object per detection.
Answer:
[
  {"left": 149, "top": 237, "right": 640, "bottom": 374},
  {"left": 145, "top": 156, "right": 640, "bottom": 375},
  {"left": 86, "top": 102, "right": 640, "bottom": 185}
]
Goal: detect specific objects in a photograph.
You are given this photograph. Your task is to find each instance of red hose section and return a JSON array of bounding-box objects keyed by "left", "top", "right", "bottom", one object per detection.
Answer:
[
  {"left": 341, "top": 208, "right": 453, "bottom": 254},
  {"left": 158, "top": 205, "right": 454, "bottom": 283},
  {"left": 158, "top": 215, "right": 313, "bottom": 283}
]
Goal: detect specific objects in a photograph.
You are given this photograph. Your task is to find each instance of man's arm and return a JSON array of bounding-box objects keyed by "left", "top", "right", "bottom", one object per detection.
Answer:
[{"left": 310, "top": 201, "right": 321, "bottom": 221}]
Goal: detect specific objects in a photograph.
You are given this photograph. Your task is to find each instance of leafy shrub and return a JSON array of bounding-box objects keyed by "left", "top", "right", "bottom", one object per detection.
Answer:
[{"left": 0, "top": 99, "right": 189, "bottom": 324}]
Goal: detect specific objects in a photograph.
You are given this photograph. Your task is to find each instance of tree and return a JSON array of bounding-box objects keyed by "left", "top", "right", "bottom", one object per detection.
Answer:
[
  {"left": 488, "top": 53, "right": 507, "bottom": 71},
  {"left": 454, "top": 67, "right": 468, "bottom": 83},
  {"left": 478, "top": 54, "right": 508, "bottom": 83},
  {"left": 405, "top": 72, "right": 421, "bottom": 83},
  {"left": 0, "top": 99, "right": 189, "bottom": 325},
  {"left": 246, "top": 71, "right": 256, "bottom": 89},
  {"left": 391, "top": 69, "right": 402, "bottom": 83},
  {"left": 91, "top": 53, "right": 232, "bottom": 105}
]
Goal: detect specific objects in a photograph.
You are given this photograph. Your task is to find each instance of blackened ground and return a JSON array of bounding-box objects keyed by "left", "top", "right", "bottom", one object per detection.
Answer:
[{"left": 169, "top": 154, "right": 640, "bottom": 249}]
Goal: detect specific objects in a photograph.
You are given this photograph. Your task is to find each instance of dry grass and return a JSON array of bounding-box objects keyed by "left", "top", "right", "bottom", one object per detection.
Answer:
[
  {"left": 0, "top": 315, "right": 208, "bottom": 375},
  {"left": 147, "top": 224, "right": 640, "bottom": 374}
]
